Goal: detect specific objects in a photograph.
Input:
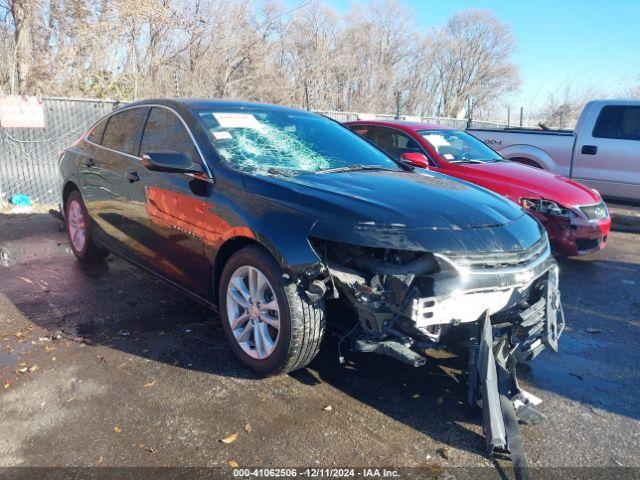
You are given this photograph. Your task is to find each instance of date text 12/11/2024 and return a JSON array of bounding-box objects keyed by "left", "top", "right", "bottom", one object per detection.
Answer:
[{"left": 232, "top": 468, "right": 401, "bottom": 478}]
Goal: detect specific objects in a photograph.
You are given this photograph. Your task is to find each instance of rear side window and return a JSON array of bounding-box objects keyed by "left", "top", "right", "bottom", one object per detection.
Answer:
[
  {"left": 87, "top": 117, "right": 108, "bottom": 144},
  {"left": 592, "top": 106, "right": 640, "bottom": 141},
  {"left": 349, "top": 125, "right": 370, "bottom": 137},
  {"left": 140, "top": 107, "right": 200, "bottom": 162},
  {"left": 101, "top": 107, "right": 149, "bottom": 155}
]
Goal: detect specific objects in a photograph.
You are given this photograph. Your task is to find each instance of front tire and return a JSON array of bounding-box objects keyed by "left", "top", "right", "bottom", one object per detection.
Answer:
[
  {"left": 65, "top": 190, "right": 109, "bottom": 262},
  {"left": 219, "top": 245, "right": 325, "bottom": 375}
]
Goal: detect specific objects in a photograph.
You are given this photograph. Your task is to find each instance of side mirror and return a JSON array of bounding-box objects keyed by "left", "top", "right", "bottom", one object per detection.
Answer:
[
  {"left": 400, "top": 152, "right": 430, "bottom": 169},
  {"left": 141, "top": 151, "right": 204, "bottom": 174}
]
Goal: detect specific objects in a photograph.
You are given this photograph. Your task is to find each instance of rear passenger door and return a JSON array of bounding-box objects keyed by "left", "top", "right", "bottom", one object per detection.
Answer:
[
  {"left": 121, "top": 106, "right": 211, "bottom": 296},
  {"left": 82, "top": 107, "right": 148, "bottom": 249}
]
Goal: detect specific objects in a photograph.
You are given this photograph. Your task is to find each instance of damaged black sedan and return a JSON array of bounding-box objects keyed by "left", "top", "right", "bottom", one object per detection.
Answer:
[{"left": 60, "top": 99, "right": 563, "bottom": 460}]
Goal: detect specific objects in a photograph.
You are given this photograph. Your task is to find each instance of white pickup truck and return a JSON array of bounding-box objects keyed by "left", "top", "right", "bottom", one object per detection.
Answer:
[{"left": 469, "top": 100, "right": 640, "bottom": 202}]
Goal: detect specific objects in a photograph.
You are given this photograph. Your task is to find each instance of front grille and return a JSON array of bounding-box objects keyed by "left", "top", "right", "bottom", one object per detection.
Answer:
[
  {"left": 445, "top": 238, "right": 547, "bottom": 270},
  {"left": 580, "top": 202, "right": 608, "bottom": 221}
]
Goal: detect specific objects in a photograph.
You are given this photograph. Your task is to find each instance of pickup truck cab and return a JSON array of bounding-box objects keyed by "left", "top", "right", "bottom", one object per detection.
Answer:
[
  {"left": 345, "top": 120, "right": 611, "bottom": 257},
  {"left": 469, "top": 100, "right": 640, "bottom": 202}
]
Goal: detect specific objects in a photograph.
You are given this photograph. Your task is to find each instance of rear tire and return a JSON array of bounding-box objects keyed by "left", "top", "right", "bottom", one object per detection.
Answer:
[
  {"left": 219, "top": 245, "right": 326, "bottom": 375},
  {"left": 65, "top": 190, "right": 109, "bottom": 262}
]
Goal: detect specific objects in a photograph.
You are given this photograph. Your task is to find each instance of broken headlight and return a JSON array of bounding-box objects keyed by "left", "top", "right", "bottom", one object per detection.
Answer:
[
  {"left": 520, "top": 198, "right": 573, "bottom": 218},
  {"left": 309, "top": 238, "right": 438, "bottom": 276}
]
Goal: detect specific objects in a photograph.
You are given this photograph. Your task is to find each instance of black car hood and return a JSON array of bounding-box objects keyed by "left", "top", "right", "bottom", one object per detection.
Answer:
[
  {"left": 244, "top": 169, "right": 522, "bottom": 229},
  {"left": 241, "top": 169, "right": 544, "bottom": 254}
]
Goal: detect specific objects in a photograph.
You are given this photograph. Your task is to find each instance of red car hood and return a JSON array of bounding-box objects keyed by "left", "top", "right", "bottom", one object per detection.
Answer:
[{"left": 451, "top": 161, "right": 601, "bottom": 207}]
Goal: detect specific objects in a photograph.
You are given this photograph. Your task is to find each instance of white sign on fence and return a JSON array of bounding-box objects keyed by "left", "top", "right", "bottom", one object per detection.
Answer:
[{"left": 0, "top": 95, "right": 46, "bottom": 128}]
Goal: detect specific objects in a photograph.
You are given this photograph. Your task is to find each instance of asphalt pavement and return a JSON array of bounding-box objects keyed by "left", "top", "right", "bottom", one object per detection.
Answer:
[{"left": 0, "top": 208, "right": 639, "bottom": 479}]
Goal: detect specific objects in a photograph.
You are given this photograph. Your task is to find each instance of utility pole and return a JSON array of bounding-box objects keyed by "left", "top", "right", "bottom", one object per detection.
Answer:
[
  {"left": 466, "top": 97, "right": 474, "bottom": 129},
  {"left": 394, "top": 91, "right": 402, "bottom": 120},
  {"left": 173, "top": 69, "right": 181, "bottom": 98},
  {"left": 507, "top": 107, "right": 511, "bottom": 128},
  {"left": 303, "top": 81, "right": 310, "bottom": 111},
  {"left": 519, "top": 107, "right": 524, "bottom": 128}
]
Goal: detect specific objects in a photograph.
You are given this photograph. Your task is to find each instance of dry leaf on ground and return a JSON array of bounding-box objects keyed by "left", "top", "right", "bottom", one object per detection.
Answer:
[
  {"left": 138, "top": 444, "right": 157, "bottom": 454},
  {"left": 219, "top": 432, "right": 239, "bottom": 444}
]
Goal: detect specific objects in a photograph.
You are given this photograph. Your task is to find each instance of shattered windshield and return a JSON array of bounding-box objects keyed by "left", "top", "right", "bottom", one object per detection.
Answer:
[
  {"left": 419, "top": 130, "right": 503, "bottom": 163},
  {"left": 196, "top": 107, "right": 400, "bottom": 174}
]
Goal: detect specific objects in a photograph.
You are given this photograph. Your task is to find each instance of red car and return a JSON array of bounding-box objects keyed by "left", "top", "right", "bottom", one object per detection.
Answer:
[{"left": 346, "top": 120, "right": 611, "bottom": 257}]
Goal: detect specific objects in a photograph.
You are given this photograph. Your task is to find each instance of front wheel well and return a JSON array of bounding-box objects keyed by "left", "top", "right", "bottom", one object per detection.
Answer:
[
  {"left": 212, "top": 237, "right": 263, "bottom": 304},
  {"left": 509, "top": 157, "right": 543, "bottom": 169}
]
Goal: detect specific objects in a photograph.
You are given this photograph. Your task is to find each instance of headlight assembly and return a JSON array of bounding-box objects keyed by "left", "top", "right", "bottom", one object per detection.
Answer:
[{"left": 520, "top": 198, "right": 573, "bottom": 218}]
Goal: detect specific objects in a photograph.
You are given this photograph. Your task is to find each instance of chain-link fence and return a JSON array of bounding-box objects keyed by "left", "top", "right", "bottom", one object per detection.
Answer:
[
  {"left": 0, "top": 98, "right": 508, "bottom": 206},
  {"left": 0, "top": 97, "right": 121, "bottom": 205},
  {"left": 316, "top": 111, "right": 506, "bottom": 130}
]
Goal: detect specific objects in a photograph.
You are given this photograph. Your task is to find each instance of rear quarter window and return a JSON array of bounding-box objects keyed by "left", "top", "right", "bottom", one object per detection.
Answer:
[
  {"left": 87, "top": 117, "right": 108, "bottom": 144},
  {"left": 592, "top": 105, "right": 640, "bottom": 141}
]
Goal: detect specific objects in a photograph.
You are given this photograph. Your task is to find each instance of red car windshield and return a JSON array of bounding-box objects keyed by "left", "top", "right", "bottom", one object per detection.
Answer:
[{"left": 419, "top": 130, "right": 503, "bottom": 164}]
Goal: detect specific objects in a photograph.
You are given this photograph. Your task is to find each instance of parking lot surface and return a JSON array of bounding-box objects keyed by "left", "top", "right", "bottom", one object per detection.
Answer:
[{"left": 1, "top": 210, "right": 639, "bottom": 475}]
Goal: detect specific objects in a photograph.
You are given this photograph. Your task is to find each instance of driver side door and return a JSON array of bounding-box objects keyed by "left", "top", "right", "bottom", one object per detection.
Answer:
[{"left": 120, "top": 106, "right": 212, "bottom": 296}]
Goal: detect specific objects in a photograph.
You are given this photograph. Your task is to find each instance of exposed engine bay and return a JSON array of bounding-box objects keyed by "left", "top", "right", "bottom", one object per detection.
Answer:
[{"left": 306, "top": 236, "right": 564, "bottom": 476}]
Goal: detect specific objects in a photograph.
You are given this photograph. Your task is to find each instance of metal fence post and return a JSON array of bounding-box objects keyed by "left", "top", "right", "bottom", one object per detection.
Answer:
[{"left": 519, "top": 107, "right": 524, "bottom": 128}]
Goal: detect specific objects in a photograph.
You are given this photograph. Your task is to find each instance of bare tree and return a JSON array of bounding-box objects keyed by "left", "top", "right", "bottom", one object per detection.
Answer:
[
  {"left": 535, "top": 84, "right": 602, "bottom": 129},
  {"left": 429, "top": 10, "right": 519, "bottom": 118},
  {"left": 0, "top": 0, "right": 523, "bottom": 120},
  {"left": 1, "top": 0, "right": 37, "bottom": 94}
]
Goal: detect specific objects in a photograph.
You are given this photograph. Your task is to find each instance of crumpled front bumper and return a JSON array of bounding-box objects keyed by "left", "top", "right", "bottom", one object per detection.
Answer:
[
  {"left": 531, "top": 210, "right": 611, "bottom": 257},
  {"left": 405, "top": 240, "right": 561, "bottom": 343}
]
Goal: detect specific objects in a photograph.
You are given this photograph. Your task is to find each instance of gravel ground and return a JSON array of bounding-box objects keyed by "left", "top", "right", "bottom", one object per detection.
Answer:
[{"left": 0, "top": 207, "right": 639, "bottom": 479}]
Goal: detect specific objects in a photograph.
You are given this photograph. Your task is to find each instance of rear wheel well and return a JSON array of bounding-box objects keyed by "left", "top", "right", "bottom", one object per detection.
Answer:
[
  {"left": 510, "top": 157, "right": 543, "bottom": 169},
  {"left": 62, "top": 181, "right": 80, "bottom": 210},
  {"left": 212, "top": 237, "right": 263, "bottom": 304}
]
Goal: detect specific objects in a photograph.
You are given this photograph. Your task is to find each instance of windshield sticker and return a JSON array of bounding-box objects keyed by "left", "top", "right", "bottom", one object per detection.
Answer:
[
  {"left": 213, "top": 113, "right": 261, "bottom": 129},
  {"left": 212, "top": 130, "right": 232, "bottom": 140},
  {"left": 443, "top": 153, "right": 454, "bottom": 160},
  {"left": 424, "top": 134, "right": 451, "bottom": 148}
]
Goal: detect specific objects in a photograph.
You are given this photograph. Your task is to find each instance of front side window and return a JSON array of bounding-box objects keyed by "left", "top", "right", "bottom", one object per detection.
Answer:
[
  {"left": 140, "top": 107, "right": 201, "bottom": 162},
  {"left": 101, "top": 107, "right": 149, "bottom": 155},
  {"left": 195, "top": 108, "right": 399, "bottom": 173},
  {"left": 419, "top": 130, "right": 502, "bottom": 164},
  {"left": 140, "top": 107, "right": 200, "bottom": 162},
  {"left": 592, "top": 106, "right": 640, "bottom": 141},
  {"left": 365, "top": 127, "right": 422, "bottom": 160}
]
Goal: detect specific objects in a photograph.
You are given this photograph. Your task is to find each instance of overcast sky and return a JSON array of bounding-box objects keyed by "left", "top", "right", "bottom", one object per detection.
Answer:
[{"left": 321, "top": 0, "right": 639, "bottom": 109}]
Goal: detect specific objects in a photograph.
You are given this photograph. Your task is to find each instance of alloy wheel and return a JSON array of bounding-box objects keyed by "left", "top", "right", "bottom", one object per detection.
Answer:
[
  {"left": 67, "top": 199, "right": 87, "bottom": 253},
  {"left": 226, "top": 265, "right": 281, "bottom": 359}
]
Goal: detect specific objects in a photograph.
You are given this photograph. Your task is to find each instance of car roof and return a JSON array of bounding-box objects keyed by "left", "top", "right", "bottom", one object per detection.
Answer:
[
  {"left": 126, "top": 98, "right": 310, "bottom": 114},
  {"left": 345, "top": 119, "right": 457, "bottom": 132}
]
